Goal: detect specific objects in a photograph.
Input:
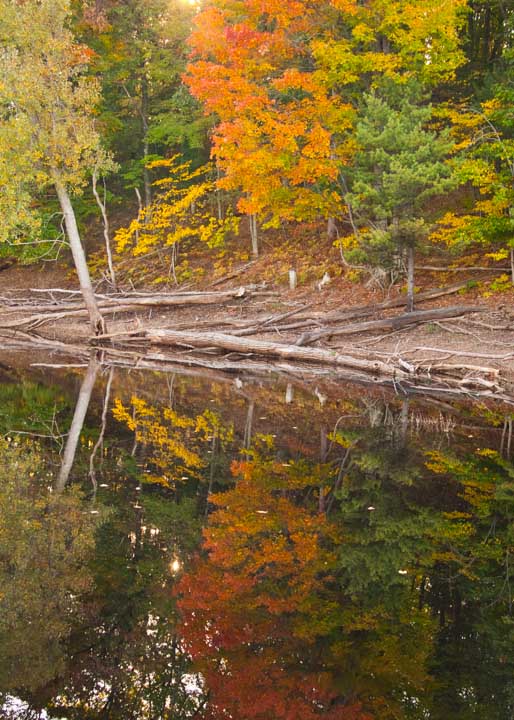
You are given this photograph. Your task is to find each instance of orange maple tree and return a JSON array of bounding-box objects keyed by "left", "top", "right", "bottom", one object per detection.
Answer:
[{"left": 186, "top": 0, "right": 351, "bottom": 226}]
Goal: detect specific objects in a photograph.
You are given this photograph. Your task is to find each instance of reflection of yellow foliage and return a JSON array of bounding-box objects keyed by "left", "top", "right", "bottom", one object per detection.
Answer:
[
  {"left": 113, "top": 396, "right": 234, "bottom": 486},
  {"left": 476, "top": 447, "right": 500, "bottom": 459}
]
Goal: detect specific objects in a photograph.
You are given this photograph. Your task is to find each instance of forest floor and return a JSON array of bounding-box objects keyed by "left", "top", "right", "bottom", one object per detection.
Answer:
[{"left": 2, "top": 247, "right": 514, "bottom": 379}]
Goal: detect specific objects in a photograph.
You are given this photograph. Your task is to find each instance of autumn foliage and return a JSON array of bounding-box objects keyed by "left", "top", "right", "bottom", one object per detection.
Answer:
[{"left": 176, "top": 447, "right": 370, "bottom": 720}]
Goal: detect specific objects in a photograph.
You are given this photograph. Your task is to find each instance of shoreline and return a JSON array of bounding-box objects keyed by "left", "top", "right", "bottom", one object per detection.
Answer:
[{"left": 1, "top": 262, "right": 514, "bottom": 401}]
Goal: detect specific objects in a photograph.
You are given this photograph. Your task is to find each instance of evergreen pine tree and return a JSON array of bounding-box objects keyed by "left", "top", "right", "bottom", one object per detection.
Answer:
[{"left": 344, "top": 81, "right": 455, "bottom": 311}]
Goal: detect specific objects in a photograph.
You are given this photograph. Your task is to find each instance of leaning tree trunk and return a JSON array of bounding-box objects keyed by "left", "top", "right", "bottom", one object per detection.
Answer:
[
  {"left": 406, "top": 244, "right": 415, "bottom": 313},
  {"left": 53, "top": 174, "right": 106, "bottom": 334}
]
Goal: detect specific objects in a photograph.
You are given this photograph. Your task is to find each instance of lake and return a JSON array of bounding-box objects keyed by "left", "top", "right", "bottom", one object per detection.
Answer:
[{"left": 0, "top": 353, "right": 513, "bottom": 719}]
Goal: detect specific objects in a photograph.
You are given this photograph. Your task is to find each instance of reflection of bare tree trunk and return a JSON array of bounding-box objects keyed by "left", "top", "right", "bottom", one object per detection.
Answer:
[
  {"left": 326, "top": 442, "right": 354, "bottom": 516},
  {"left": 501, "top": 416, "right": 513, "bottom": 458},
  {"left": 55, "top": 358, "right": 100, "bottom": 493},
  {"left": 167, "top": 373, "right": 176, "bottom": 409},
  {"left": 243, "top": 401, "right": 254, "bottom": 458},
  {"left": 205, "top": 432, "right": 218, "bottom": 516},
  {"left": 398, "top": 399, "right": 410, "bottom": 449},
  {"left": 319, "top": 425, "right": 328, "bottom": 513},
  {"left": 89, "top": 367, "right": 114, "bottom": 493}
]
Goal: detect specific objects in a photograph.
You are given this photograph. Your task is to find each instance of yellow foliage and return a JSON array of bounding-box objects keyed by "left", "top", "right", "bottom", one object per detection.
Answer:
[{"left": 114, "top": 156, "right": 240, "bottom": 258}]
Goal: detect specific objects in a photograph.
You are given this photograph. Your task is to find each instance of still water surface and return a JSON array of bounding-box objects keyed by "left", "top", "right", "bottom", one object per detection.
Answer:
[{"left": 0, "top": 355, "right": 513, "bottom": 719}]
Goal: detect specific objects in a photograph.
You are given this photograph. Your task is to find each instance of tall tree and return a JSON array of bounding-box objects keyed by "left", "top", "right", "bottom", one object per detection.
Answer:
[
  {"left": 79, "top": 0, "right": 209, "bottom": 204},
  {"left": 432, "top": 6, "right": 514, "bottom": 283},
  {"left": 0, "top": 0, "right": 113, "bottom": 333},
  {"left": 186, "top": 0, "right": 467, "bottom": 252},
  {"left": 343, "top": 82, "right": 455, "bottom": 311},
  {"left": 186, "top": 0, "right": 350, "bottom": 239}
]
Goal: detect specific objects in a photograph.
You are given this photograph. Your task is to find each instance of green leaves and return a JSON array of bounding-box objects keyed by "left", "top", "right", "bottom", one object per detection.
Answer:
[{"left": 0, "top": 0, "right": 113, "bottom": 249}]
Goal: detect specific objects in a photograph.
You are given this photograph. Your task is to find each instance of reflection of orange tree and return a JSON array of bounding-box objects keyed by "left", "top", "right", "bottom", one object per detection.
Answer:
[
  {"left": 112, "top": 396, "right": 234, "bottom": 488},
  {"left": 176, "top": 440, "right": 370, "bottom": 720}
]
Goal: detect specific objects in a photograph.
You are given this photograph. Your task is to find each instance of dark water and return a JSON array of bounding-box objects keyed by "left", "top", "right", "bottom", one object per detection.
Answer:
[{"left": 0, "top": 355, "right": 513, "bottom": 719}]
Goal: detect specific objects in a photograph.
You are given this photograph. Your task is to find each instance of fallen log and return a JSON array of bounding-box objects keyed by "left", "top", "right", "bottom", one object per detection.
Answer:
[
  {"left": 0, "top": 285, "right": 279, "bottom": 330},
  {"left": 296, "top": 305, "right": 485, "bottom": 346},
  {"left": 416, "top": 265, "right": 509, "bottom": 272},
  {"left": 0, "top": 284, "right": 276, "bottom": 314},
  {"left": 328, "top": 280, "right": 479, "bottom": 318},
  {"left": 231, "top": 303, "right": 315, "bottom": 336},
  {"left": 100, "top": 328, "right": 406, "bottom": 377},
  {"left": 98, "top": 326, "right": 502, "bottom": 389},
  {"left": 208, "top": 261, "right": 257, "bottom": 287},
  {"left": 401, "top": 347, "right": 514, "bottom": 360},
  {"left": 2, "top": 329, "right": 512, "bottom": 402},
  {"left": 256, "top": 280, "right": 481, "bottom": 336}
]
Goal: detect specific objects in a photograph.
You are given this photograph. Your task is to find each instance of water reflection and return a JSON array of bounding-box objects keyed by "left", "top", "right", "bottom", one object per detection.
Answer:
[
  {"left": 0, "top": 361, "right": 512, "bottom": 718},
  {"left": 0, "top": 438, "right": 99, "bottom": 701}
]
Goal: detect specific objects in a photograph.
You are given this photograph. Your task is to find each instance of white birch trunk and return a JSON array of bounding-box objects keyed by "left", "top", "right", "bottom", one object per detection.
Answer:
[
  {"left": 53, "top": 174, "right": 106, "bottom": 334},
  {"left": 92, "top": 171, "right": 116, "bottom": 289}
]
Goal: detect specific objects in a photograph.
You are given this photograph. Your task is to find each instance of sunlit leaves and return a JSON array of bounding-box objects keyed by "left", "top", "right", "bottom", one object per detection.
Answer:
[
  {"left": 115, "top": 156, "right": 239, "bottom": 256},
  {"left": 0, "top": 0, "right": 114, "bottom": 246}
]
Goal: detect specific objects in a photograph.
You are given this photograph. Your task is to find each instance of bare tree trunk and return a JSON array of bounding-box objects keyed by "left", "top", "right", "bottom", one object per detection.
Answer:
[
  {"left": 92, "top": 171, "right": 116, "bottom": 289},
  {"left": 319, "top": 425, "right": 328, "bottom": 512},
  {"left": 53, "top": 174, "right": 106, "bottom": 335},
  {"left": 216, "top": 163, "right": 223, "bottom": 221},
  {"left": 327, "top": 217, "right": 338, "bottom": 241},
  {"left": 249, "top": 214, "right": 259, "bottom": 258},
  {"left": 141, "top": 77, "right": 152, "bottom": 210},
  {"left": 55, "top": 357, "right": 100, "bottom": 493},
  {"left": 406, "top": 244, "right": 415, "bottom": 313}
]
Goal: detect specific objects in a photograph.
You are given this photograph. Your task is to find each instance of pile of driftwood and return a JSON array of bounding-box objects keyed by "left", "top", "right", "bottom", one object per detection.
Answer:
[
  {"left": 89, "top": 325, "right": 507, "bottom": 396},
  {"left": 1, "top": 326, "right": 512, "bottom": 404},
  {"left": 1, "top": 281, "right": 513, "bottom": 401}
]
